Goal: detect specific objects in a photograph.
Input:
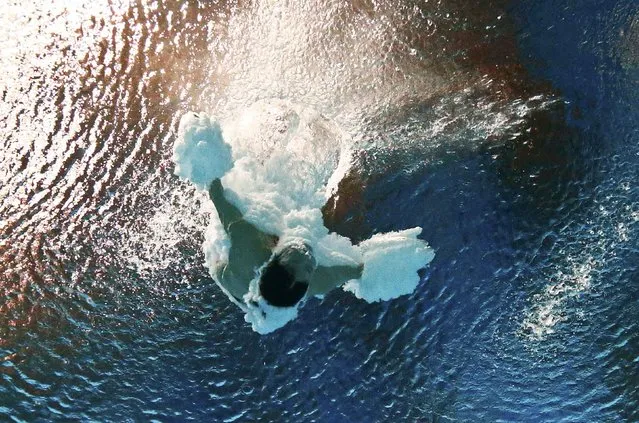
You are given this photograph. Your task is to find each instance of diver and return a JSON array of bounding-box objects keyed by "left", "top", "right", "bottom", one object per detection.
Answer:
[
  {"left": 209, "top": 177, "right": 362, "bottom": 309},
  {"left": 174, "top": 106, "right": 433, "bottom": 332}
]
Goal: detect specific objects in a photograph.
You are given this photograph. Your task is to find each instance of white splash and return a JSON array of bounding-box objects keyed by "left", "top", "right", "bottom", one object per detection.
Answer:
[
  {"left": 173, "top": 100, "right": 435, "bottom": 333},
  {"left": 344, "top": 228, "right": 435, "bottom": 302},
  {"left": 521, "top": 257, "right": 595, "bottom": 339}
]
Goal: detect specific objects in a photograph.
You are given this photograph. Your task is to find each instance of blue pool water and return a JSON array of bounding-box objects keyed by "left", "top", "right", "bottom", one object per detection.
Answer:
[{"left": 1, "top": 0, "right": 637, "bottom": 421}]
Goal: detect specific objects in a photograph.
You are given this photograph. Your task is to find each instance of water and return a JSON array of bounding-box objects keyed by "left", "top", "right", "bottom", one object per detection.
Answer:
[{"left": 1, "top": 0, "right": 638, "bottom": 421}]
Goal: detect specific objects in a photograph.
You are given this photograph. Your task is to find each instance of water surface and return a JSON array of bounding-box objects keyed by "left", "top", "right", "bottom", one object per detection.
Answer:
[{"left": 1, "top": 0, "right": 638, "bottom": 421}]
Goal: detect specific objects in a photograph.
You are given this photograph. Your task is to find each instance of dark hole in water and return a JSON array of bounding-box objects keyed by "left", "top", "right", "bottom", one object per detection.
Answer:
[{"left": 259, "top": 257, "right": 308, "bottom": 307}]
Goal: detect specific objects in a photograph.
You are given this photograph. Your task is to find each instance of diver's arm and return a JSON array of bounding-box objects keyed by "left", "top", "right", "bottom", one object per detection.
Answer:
[
  {"left": 307, "top": 264, "right": 363, "bottom": 296},
  {"left": 209, "top": 178, "right": 244, "bottom": 231},
  {"left": 209, "top": 178, "right": 278, "bottom": 250},
  {"left": 208, "top": 178, "right": 278, "bottom": 300}
]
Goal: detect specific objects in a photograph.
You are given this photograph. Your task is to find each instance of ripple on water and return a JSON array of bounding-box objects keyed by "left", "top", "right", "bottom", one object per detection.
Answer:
[{"left": 1, "top": 0, "right": 639, "bottom": 422}]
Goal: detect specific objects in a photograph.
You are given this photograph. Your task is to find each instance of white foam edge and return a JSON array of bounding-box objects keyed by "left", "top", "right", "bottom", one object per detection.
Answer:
[
  {"left": 344, "top": 227, "right": 435, "bottom": 302},
  {"left": 173, "top": 111, "right": 234, "bottom": 190}
]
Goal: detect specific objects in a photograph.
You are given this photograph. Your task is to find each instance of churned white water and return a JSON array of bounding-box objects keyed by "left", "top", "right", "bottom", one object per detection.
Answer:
[{"left": 173, "top": 99, "right": 434, "bottom": 333}]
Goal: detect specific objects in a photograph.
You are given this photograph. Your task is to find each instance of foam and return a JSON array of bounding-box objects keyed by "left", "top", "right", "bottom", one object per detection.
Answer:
[
  {"left": 173, "top": 113, "right": 233, "bottom": 191},
  {"left": 173, "top": 100, "right": 435, "bottom": 333},
  {"left": 219, "top": 100, "right": 346, "bottom": 235},
  {"left": 344, "top": 228, "right": 435, "bottom": 302}
]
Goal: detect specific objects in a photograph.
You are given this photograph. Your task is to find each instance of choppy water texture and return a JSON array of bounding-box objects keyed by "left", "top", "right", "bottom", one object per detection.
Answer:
[{"left": 1, "top": 0, "right": 638, "bottom": 421}]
